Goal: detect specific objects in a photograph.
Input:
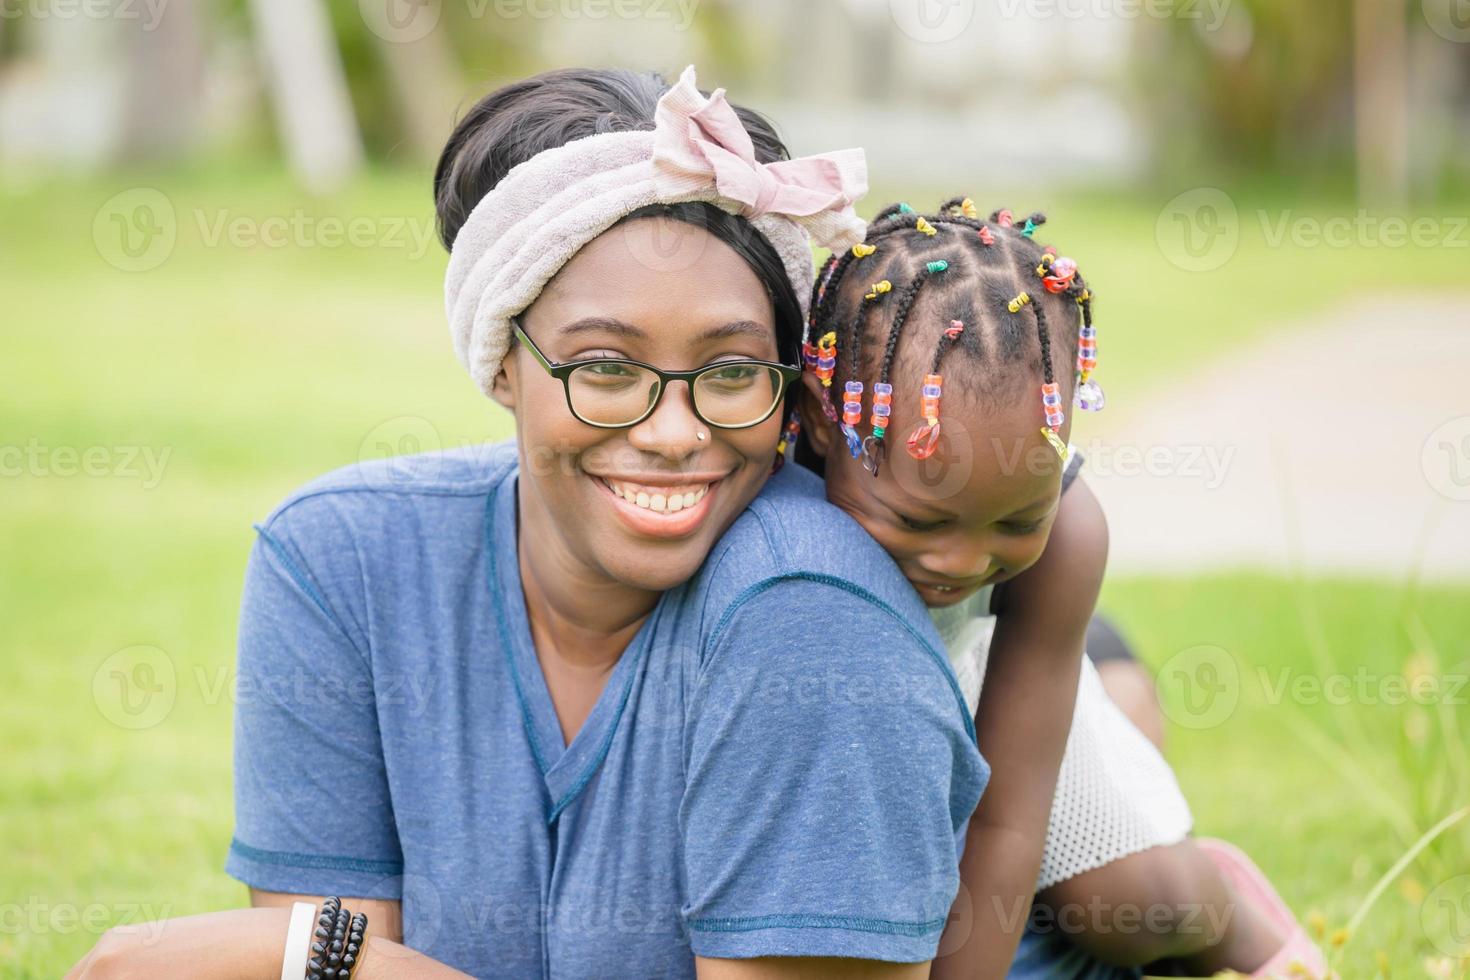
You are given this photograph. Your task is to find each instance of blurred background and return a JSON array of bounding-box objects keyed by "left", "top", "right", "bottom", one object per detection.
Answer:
[{"left": 3, "top": 0, "right": 1468, "bottom": 976}]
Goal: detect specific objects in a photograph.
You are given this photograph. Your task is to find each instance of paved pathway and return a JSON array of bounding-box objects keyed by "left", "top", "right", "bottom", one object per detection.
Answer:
[{"left": 1082, "top": 294, "right": 1470, "bottom": 580}]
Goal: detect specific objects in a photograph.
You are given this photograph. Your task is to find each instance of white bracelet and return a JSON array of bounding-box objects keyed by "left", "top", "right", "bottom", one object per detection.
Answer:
[{"left": 280, "top": 901, "right": 318, "bottom": 980}]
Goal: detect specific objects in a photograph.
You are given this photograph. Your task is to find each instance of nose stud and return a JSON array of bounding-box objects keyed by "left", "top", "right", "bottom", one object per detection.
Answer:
[{"left": 696, "top": 431, "right": 707, "bottom": 441}]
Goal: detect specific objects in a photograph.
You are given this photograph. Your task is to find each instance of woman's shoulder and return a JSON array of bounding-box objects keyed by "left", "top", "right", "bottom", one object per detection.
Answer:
[
  {"left": 691, "top": 461, "right": 929, "bottom": 631},
  {"left": 259, "top": 441, "right": 515, "bottom": 525},
  {"left": 252, "top": 441, "right": 518, "bottom": 580}
]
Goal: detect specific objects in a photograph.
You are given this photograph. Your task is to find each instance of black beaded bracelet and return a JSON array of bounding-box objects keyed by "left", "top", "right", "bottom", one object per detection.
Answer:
[{"left": 303, "top": 897, "right": 368, "bottom": 980}]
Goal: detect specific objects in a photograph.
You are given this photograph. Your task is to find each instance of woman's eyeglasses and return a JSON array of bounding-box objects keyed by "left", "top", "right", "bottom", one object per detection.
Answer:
[{"left": 512, "top": 320, "right": 800, "bottom": 430}]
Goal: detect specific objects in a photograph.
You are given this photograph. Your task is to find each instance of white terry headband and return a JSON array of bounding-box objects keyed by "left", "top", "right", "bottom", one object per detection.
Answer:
[{"left": 444, "top": 65, "right": 869, "bottom": 398}]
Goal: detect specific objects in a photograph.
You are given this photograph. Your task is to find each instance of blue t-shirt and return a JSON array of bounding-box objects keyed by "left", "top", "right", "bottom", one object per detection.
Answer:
[{"left": 226, "top": 441, "right": 988, "bottom": 975}]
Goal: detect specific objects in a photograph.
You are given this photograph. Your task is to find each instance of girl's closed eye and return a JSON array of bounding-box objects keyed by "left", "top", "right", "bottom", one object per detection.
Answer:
[
  {"left": 897, "top": 513, "right": 949, "bottom": 532},
  {"left": 999, "top": 518, "right": 1047, "bottom": 536}
]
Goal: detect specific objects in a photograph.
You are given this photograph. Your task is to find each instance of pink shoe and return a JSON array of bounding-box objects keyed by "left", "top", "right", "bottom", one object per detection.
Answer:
[{"left": 1195, "top": 837, "right": 1331, "bottom": 979}]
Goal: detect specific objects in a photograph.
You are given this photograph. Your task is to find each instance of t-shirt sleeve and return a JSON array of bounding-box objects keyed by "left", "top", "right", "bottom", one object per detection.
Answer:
[
  {"left": 680, "top": 575, "right": 988, "bottom": 963},
  {"left": 224, "top": 507, "right": 405, "bottom": 899}
]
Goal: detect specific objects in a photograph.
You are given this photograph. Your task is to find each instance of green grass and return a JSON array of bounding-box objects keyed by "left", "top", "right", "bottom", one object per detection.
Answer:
[{"left": 3, "top": 167, "right": 1468, "bottom": 977}]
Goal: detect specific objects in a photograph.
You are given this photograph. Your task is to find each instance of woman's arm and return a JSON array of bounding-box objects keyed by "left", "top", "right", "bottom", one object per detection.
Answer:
[
  {"left": 930, "top": 478, "right": 1109, "bottom": 980},
  {"left": 62, "top": 897, "right": 473, "bottom": 980},
  {"left": 697, "top": 956, "right": 930, "bottom": 979}
]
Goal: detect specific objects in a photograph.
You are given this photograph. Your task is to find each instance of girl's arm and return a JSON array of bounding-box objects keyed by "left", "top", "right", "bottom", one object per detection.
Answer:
[{"left": 930, "top": 477, "right": 1108, "bottom": 980}]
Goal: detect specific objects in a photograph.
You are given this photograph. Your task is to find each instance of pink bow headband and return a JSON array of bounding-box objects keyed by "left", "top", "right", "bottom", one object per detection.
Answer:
[{"left": 445, "top": 65, "right": 869, "bottom": 399}]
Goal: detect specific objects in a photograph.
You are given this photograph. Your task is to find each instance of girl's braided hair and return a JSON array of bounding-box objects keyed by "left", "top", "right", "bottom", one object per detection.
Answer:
[{"left": 805, "top": 199, "right": 1096, "bottom": 472}]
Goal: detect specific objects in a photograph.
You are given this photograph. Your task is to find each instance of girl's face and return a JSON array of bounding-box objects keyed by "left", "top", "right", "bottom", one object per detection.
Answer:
[
  {"left": 493, "top": 216, "right": 785, "bottom": 596},
  {"left": 804, "top": 373, "right": 1068, "bottom": 609}
]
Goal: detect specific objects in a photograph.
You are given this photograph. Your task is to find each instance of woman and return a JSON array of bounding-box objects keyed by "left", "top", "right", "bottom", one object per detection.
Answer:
[{"left": 66, "top": 67, "right": 992, "bottom": 979}]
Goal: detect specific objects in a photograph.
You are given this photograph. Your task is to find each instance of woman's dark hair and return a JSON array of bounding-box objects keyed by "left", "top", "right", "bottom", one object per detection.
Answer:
[{"left": 433, "top": 68, "right": 803, "bottom": 368}]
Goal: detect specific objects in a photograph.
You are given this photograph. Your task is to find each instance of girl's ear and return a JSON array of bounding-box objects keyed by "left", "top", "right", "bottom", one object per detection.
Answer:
[{"left": 797, "top": 371, "right": 834, "bottom": 459}]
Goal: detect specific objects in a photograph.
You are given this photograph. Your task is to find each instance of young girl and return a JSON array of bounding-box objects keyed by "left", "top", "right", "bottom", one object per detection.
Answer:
[{"left": 793, "top": 199, "right": 1328, "bottom": 979}]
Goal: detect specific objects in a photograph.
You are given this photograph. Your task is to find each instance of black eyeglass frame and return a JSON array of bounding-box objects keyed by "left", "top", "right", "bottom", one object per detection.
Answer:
[{"left": 511, "top": 319, "right": 802, "bottom": 430}]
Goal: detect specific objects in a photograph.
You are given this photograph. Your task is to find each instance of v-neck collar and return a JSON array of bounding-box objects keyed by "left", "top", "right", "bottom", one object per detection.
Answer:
[{"left": 485, "top": 472, "right": 663, "bottom": 824}]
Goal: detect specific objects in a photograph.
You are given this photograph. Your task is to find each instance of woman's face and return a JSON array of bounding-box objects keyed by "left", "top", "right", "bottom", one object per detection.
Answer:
[{"left": 493, "top": 216, "right": 785, "bottom": 595}]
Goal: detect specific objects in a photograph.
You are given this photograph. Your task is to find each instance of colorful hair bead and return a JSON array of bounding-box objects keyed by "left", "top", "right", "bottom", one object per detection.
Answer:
[
  {"left": 1041, "top": 381, "right": 1065, "bottom": 431},
  {"left": 1040, "top": 381, "right": 1068, "bottom": 461},
  {"left": 1073, "top": 313, "right": 1105, "bottom": 411},
  {"left": 1042, "top": 255, "right": 1077, "bottom": 294},
  {"left": 840, "top": 380, "right": 865, "bottom": 458},
  {"left": 801, "top": 341, "right": 819, "bottom": 370},
  {"left": 995, "top": 209, "right": 1014, "bottom": 228},
  {"left": 1041, "top": 426, "right": 1070, "bottom": 462},
  {"left": 1022, "top": 217, "right": 1038, "bottom": 237},
  {"left": 898, "top": 203, "right": 914, "bottom": 214},
  {"left": 852, "top": 243, "right": 877, "bottom": 258},
  {"left": 1007, "top": 291, "right": 1032, "bottom": 314},
  {"left": 926, "top": 260, "right": 949, "bottom": 274},
  {"left": 906, "top": 373, "right": 945, "bottom": 461},
  {"left": 960, "top": 198, "right": 978, "bottom": 220},
  {"left": 815, "top": 331, "right": 837, "bottom": 388},
  {"left": 869, "top": 382, "right": 893, "bottom": 436},
  {"left": 861, "top": 382, "right": 895, "bottom": 474},
  {"left": 944, "top": 319, "right": 965, "bottom": 339},
  {"left": 915, "top": 217, "right": 937, "bottom": 236},
  {"left": 864, "top": 279, "right": 893, "bottom": 301},
  {"left": 977, "top": 226, "right": 995, "bottom": 246},
  {"left": 778, "top": 411, "right": 802, "bottom": 457}
]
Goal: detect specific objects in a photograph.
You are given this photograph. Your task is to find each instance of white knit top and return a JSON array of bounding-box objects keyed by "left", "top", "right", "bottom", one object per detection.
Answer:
[{"left": 930, "top": 586, "right": 1194, "bottom": 890}]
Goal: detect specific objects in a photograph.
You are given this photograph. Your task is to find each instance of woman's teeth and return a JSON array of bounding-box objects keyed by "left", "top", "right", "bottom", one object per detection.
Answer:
[{"left": 603, "top": 479, "right": 709, "bottom": 513}]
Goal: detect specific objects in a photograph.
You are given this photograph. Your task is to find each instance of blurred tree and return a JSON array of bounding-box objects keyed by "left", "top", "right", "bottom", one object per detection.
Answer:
[
  {"left": 247, "top": 0, "right": 363, "bottom": 191},
  {"left": 1137, "top": 0, "right": 1357, "bottom": 177}
]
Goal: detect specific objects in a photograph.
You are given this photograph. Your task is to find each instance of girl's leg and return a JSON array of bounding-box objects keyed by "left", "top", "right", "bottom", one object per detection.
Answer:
[{"left": 1036, "top": 839, "right": 1286, "bottom": 973}]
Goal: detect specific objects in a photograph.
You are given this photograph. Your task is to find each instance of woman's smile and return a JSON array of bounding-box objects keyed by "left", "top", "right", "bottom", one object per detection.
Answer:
[{"left": 591, "top": 472, "right": 726, "bottom": 538}]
